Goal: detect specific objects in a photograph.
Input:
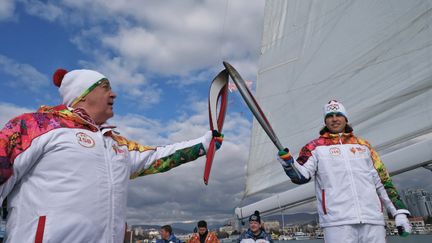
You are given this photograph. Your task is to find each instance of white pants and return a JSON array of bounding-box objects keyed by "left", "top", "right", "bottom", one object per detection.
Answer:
[{"left": 323, "top": 224, "right": 386, "bottom": 243}]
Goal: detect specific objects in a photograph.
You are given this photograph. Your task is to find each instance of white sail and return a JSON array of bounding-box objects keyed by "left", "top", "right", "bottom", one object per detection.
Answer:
[{"left": 241, "top": 0, "right": 432, "bottom": 214}]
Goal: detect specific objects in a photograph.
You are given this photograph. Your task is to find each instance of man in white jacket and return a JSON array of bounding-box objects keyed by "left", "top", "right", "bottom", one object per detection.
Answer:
[
  {"left": 0, "top": 68, "right": 222, "bottom": 243},
  {"left": 277, "top": 100, "right": 411, "bottom": 243}
]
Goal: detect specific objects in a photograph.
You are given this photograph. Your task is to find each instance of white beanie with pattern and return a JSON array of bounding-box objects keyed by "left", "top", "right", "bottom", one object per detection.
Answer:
[
  {"left": 53, "top": 69, "right": 106, "bottom": 107},
  {"left": 323, "top": 100, "right": 348, "bottom": 120}
]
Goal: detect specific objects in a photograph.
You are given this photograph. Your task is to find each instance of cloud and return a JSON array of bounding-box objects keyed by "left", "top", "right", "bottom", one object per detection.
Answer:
[
  {"left": 0, "top": 54, "right": 49, "bottom": 92},
  {"left": 20, "top": 0, "right": 63, "bottom": 22},
  {"left": 16, "top": 0, "right": 264, "bottom": 112},
  {"left": 22, "top": 0, "right": 265, "bottom": 77},
  {"left": 0, "top": 102, "right": 33, "bottom": 126},
  {"left": 0, "top": 0, "right": 15, "bottom": 21},
  {"left": 98, "top": 0, "right": 265, "bottom": 76},
  {"left": 110, "top": 98, "right": 252, "bottom": 225}
]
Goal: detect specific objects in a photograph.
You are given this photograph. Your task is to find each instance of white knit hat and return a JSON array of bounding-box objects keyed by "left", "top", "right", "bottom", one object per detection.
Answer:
[
  {"left": 323, "top": 100, "right": 348, "bottom": 120},
  {"left": 53, "top": 69, "right": 107, "bottom": 107}
]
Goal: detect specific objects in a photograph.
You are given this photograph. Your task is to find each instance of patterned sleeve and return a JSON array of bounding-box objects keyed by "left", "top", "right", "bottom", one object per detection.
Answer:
[
  {"left": 110, "top": 133, "right": 209, "bottom": 179},
  {"left": 0, "top": 113, "right": 52, "bottom": 200},
  {"left": 0, "top": 118, "right": 19, "bottom": 185},
  {"left": 292, "top": 142, "right": 319, "bottom": 182},
  {"left": 359, "top": 138, "right": 407, "bottom": 211}
]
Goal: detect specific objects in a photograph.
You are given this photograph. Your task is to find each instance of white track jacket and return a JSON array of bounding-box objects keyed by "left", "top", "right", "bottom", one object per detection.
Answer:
[
  {"left": 282, "top": 132, "right": 409, "bottom": 227},
  {"left": 0, "top": 105, "right": 212, "bottom": 242}
]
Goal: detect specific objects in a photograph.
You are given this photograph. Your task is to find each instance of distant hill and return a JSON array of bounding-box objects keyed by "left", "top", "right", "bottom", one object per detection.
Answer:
[
  {"left": 131, "top": 224, "right": 190, "bottom": 234},
  {"left": 171, "top": 222, "right": 196, "bottom": 233},
  {"left": 171, "top": 222, "right": 225, "bottom": 233}
]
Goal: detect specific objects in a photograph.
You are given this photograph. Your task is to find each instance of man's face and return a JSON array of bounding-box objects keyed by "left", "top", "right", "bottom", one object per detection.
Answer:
[
  {"left": 160, "top": 229, "right": 170, "bottom": 240},
  {"left": 198, "top": 227, "right": 207, "bottom": 235},
  {"left": 325, "top": 113, "right": 347, "bottom": 133},
  {"left": 249, "top": 221, "right": 261, "bottom": 234},
  {"left": 82, "top": 80, "right": 116, "bottom": 124}
]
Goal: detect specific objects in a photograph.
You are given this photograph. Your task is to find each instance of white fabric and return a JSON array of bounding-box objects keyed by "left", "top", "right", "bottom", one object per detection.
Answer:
[
  {"left": 293, "top": 136, "right": 396, "bottom": 227},
  {"left": 59, "top": 69, "right": 106, "bottom": 106},
  {"left": 395, "top": 213, "right": 412, "bottom": 234},
  {"left": 0, "top": 126, "right": 210, "bottom": 243},
  {"left": 394, "top": 208, "right": 410, "bottom": 216},
  {"left": 240, "top": 239, "right": 270, "bottom": 243},
  {"left": 323, "top": 224, "right": 386, "bottom": 243},
  {"left": 245, "top": 0, "right": 432, "bottom": 196},
  {"left": 323, "top": 100, "right": 348, "bottom": 119}
]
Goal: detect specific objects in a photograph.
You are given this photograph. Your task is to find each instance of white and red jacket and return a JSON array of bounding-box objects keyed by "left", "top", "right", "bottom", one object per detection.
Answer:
[
  {"left": 0, "top": 105, "right": 212, "bottom": 243},
  {"left": 282, "top": 132, "right": 409, "bottom": 227}
]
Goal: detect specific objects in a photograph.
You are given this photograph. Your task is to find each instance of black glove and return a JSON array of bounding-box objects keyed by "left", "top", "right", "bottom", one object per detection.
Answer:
[{"left": 212, "top": 130, "right": 224, "bottom": 150}]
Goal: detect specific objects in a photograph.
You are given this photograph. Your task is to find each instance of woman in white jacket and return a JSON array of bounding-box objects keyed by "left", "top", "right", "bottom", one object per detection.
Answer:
[
  {"left": 277, "top": 100, "right": 411, "bottom": 243},
  {"left": 0, "top": 69, "right": 222, "bottom": 243}
]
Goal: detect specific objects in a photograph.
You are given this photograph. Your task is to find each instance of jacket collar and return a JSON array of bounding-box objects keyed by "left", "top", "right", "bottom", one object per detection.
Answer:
[
  {"left": 320, "top": 131, "right": 353, "bottom": 139},
  {"left": 37, "top": 105, "right": 117, "bottom": 132}
]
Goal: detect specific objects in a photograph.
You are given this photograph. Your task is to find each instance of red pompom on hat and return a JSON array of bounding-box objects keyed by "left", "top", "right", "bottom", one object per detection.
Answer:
[{"left": 53, "top": 69, "right": 68, "bottom": 87}]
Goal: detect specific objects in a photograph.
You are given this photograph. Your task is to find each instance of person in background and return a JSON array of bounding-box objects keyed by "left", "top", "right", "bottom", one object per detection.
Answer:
[
  {"left": 188, "top": 220, "right": 219, "bottom": 243},
  {"left": 0, "top": 68, "right": 223, "bottom": 243},
  {"left": 277, "top": 100, "right": 411, "bottom": 243},
  {"left": 238, "top": 211, "right": 273, "bottom": 243},
  {"left": 157, "top": 225, "right": 182, "bottom": 243}
]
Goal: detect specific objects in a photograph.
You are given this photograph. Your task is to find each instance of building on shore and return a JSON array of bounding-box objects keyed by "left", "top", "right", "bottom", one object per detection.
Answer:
[
  {"left": 262, "top": 220, "right": 280, "bottom": 233},
  {"left": 403, "top": 189, "right": 432, "bottom": 218}
]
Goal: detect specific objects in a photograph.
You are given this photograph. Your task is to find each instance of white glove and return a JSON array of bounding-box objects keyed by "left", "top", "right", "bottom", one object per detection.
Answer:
[
  {"left": 203, "top": 130, "right": 213, "bottom": 152},
  {"left": 395, "top": 212, "right": 411, "bottom": 236}
]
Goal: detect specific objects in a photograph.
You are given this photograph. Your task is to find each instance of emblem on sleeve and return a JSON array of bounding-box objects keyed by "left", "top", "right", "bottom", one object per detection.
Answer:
[{"left": 76, "top": 132, "right": 95, "bottom": 148}]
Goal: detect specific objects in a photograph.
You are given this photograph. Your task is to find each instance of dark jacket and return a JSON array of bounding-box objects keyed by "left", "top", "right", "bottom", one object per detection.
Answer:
[{"left": 157, "top": 234, "right": 183, "bottom": 243}]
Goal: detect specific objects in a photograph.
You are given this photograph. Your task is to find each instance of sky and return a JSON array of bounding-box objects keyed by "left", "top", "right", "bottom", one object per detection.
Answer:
[
  {"left": 1, "top": 0, "right": 432, "bottom": 229},
  {"left": 0, "top": 0, "right": 265, "bottom": 227}
]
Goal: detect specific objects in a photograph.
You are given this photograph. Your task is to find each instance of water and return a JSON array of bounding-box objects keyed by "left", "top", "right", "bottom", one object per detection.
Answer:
[{"left": 274, "top": 235, "right": 432, "bottom": 242}]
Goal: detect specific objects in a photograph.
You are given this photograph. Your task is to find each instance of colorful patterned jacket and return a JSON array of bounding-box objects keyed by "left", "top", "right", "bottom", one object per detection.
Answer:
[
  {"left": 188, "top": 231, "right": 220, "bottom": 243},
  {"left": 282, "top": 132, "right": 409, "bottom": 227},
  {"left": 0, "top": 105, "right": 212, "bottom": 243}
]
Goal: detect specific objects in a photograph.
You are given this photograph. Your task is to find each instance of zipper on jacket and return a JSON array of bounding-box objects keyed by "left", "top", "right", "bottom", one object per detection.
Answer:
[
  {"left": 99, "top": 130, "right": 114, "bottom": 240},
  {"left": 339, "top": 133, "right": 363, "bottom": 223}
]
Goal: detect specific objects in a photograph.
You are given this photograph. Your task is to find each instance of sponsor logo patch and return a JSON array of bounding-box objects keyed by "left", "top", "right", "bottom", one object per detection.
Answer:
[
  {"left": 112, "top": 144, "right": 126, "bottom": 156},
  {"left": 76, "top": 132, "right": 95, "bottom": 148},
  {"left": 329, "top": 147, "right": 341, "bottom": 156},
  {"left": 350, "top": 146, "right": 367, "bottom": 154}
]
